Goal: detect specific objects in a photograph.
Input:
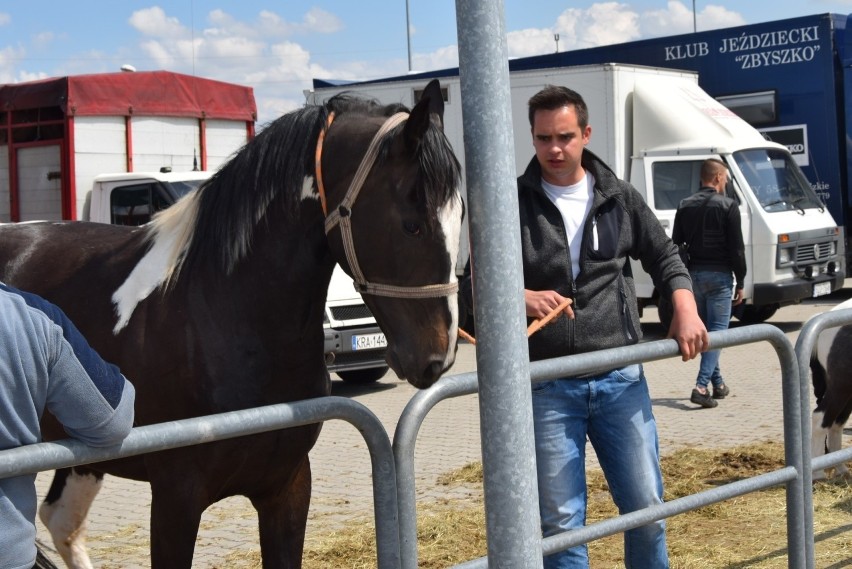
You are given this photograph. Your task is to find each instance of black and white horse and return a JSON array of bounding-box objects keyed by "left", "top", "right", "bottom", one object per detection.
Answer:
[
  {"left": 0, "top": 79, "right": 463, "bottom": 568},
  {"left": 810, "top": 297, "right": 852, "bottom": 480}
]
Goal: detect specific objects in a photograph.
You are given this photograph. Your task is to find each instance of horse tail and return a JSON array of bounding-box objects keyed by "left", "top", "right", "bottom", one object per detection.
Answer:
[
  {"left": 35, "top": 541, "right": 60, "bottom": 568},
  {"left": 810, "top": 352, "right": 828, "bottom": 410}
]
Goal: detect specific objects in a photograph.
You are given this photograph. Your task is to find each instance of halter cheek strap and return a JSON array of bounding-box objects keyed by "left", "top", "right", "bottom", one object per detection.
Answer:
[
  {"left": 314, "top": 111, "right": 458, "bottom": 299},
  {"left": 314, "top": 111, "right": 335, "bottom": 216}
]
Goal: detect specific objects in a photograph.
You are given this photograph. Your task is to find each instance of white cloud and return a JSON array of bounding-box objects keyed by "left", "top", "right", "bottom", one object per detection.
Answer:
[
  {"left": 300, "top": 7, "right": 344, "bottom": 34},
  {"left": 31, "top": 32, "right": 55, "bottom": 50},
  {"left": 508, "top": 28, "right": 563, "bottom": 58},
  {"left": 0, "top": 3, "right": 748, "bottom": 126},
  {"left": 641, "top": 1, "right": 745, "bottom": 35},
  {"left": 412, "top": 45, "right": 459, "bottom": 73},
  {"left": 129, "top": 7, "right": 188, "bottom": 40},
  {"left": 121, "top": 7, "right": 398, "bottom": 124},
  {"left": 698, "top": 4, "right": 747, "bottom": 31}
]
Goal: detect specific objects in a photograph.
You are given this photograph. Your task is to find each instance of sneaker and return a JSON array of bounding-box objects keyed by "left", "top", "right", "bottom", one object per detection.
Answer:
[
  {"left": 690, "top": 388, "right": 718, "bottom": 408},
  {"left": 713, "top": 384, "right": 730, "bottom": 399}
]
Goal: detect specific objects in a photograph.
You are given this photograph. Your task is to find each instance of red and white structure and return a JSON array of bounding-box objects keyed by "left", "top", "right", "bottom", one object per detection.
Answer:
[{"left": 0, "top": 70, "right": 256, "bottom": 221}]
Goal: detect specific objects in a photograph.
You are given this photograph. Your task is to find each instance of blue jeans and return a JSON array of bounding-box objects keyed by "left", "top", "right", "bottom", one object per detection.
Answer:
[
  {"left": 691, "top": 270, "right": 734, "bottom": 389},
  {"left": 531, "top": 364, "right": 668, "bottom": 569}
]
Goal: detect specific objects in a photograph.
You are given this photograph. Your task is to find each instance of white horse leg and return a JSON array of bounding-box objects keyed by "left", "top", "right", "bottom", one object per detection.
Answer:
[
  {"left": 811, "top": 411, "right": 829, "bottom": 481},
  {"left": 827, "top": 424, "right": 848, "bottom": 477},
  {"left": 38, "top": 469, "right": 103, "bottom": 569}
]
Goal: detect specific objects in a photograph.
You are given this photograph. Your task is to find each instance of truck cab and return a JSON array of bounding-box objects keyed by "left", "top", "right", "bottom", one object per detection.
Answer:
[
  {"left": 86, "top": 169, "right": 390, "bottom": 383},
  {"left": 626, "top": 77, "right": 845, "bottom": 323}
]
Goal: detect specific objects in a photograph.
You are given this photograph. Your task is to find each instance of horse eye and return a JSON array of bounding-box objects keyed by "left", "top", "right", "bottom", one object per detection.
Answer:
[{"left": 403, "top": 221, "right": 422, "bottom": 236}]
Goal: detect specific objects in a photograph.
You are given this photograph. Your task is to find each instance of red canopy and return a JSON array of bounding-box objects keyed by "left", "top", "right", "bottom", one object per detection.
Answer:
[{"left": 0, "top": 70, "right": 256, "bottom": 121}]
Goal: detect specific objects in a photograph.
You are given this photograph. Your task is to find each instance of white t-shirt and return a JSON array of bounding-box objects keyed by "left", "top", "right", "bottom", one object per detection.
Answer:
[{"left": 541, "top": 172, "right": 595, "bottom": 279}]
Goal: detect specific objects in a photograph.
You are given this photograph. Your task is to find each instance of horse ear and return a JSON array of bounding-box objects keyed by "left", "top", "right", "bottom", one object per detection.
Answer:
[{"left": 404, "top": 79, "right": 445, "bottom": 147}]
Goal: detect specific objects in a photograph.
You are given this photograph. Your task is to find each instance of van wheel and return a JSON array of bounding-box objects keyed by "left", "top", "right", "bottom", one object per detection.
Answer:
[
  {"left": 735, "top": 304, "right": 779, "bottom": 324},
  {"left": 337, "top": 366, "right": 389, "bottom": 384}
]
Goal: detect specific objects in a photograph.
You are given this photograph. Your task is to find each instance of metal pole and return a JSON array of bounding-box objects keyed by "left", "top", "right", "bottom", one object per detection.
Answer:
[
  {"left": 405, "top": 0, "right": 413, "bottom": 71},
  {"left": 455, "top": 1, "right": 543, "bottom": 567},
  {"left": 693, "top": 0, "right": 697, "bottom": 33}
]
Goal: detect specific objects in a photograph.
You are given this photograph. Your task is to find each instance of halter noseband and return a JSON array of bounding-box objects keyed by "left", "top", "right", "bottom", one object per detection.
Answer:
[{"left": 315, "top": 111, "right": 459, "bottom": 299}]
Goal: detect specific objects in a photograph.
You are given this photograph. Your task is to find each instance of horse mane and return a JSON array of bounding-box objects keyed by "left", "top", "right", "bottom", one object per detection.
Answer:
[
  {"left": 378, "top": 119, "right": 462, "bottom": 231},
  {"left": 147, "top": 91, "right": 461, "bottom": 284}
]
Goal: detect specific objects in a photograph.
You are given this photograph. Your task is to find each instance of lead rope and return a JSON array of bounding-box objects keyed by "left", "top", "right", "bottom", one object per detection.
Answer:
[
  {"left": 458, "top": 299, "right": 572, "bottom": 345},
  {"left": 315, "top": 111, "right": 458, "bottom": 299}
]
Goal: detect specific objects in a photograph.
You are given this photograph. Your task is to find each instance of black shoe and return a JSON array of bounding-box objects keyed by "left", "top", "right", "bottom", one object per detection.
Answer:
[
  {"left": 713, "top": 384, "right": 730, "bottom": 399},
  {"left": 691, "top": 388, "right": 718, "bottom": 408}
]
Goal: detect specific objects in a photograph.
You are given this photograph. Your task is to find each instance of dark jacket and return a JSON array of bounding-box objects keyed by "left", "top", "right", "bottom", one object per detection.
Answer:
[
  {"left": 460, "top": 150, "right": 692, "bottom": 362},
  {"left": 671, "top": 188, "right": 746, "bottom": 289}
]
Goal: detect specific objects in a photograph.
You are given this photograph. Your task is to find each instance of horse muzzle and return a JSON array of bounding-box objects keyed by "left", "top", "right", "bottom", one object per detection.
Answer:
[{"left": 386, "top": 343, "right": 456, "bottom": 389}]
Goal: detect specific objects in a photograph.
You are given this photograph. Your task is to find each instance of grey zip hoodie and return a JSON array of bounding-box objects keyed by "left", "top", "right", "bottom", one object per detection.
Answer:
[
  {"left": 0, "top": 284, "right": 135, "bottom": 569},
  {"left": 461, "top": 149, "right": 692, "bottom": 363}
]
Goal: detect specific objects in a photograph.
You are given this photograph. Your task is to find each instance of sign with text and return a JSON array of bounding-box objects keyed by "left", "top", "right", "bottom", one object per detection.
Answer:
[{"left": 759, "top": 124, "right": 809, "bottom": 167}]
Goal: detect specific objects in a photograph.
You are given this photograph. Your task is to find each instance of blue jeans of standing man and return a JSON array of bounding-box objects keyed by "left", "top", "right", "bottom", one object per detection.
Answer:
[
  {"left": 531, "top": 364, "right": 668, "bottom": 569},
  {"left": 691, "top": 270, "right": 734, "bottom": 389}
]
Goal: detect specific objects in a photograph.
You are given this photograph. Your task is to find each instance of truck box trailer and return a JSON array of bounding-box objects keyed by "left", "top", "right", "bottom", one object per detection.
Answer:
[
  {"left": 0, "top": 70, "right": 256, "bottom": 223},
  {"left": 310, "top": 63, "right": 844, "bottom": 323}
]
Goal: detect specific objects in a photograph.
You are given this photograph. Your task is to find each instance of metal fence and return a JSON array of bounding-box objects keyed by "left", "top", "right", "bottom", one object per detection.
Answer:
[
  {"left": 397, "top": 324, "right": 807, "bottom": 569},
  {"left": 794, "top": 306, "right": 852, "bottom": 569},
  {"left": 0, "top": 396, "right": 403, "bottom": 569},
  {"left": 4, "top": 313, "right": 852, "bottom": 568}
]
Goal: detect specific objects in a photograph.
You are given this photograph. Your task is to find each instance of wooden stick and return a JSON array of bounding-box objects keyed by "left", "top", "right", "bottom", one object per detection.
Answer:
[
  {"left": 458, "top": 327, "right": 477, "bottom": 345},
  {"left": 526, "top": 299, "right": 572, "bottom": 337},
  {"left": 458, "top": 298, "right": 571, "bottom": 345}
]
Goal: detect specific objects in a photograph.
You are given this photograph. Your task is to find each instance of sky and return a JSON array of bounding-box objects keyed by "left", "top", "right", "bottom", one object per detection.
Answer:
[{"left": 2, "top": 1, "right": 852, "bottom": 126}]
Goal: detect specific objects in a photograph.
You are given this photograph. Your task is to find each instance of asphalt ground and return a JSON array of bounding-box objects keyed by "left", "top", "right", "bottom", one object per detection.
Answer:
[{"left": 34, "top": 282, "right": 852, "bottom": 567}]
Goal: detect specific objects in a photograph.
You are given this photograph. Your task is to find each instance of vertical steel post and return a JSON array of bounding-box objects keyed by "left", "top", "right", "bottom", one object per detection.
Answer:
[
  {"left": 455, "top": 1, "right": 543, "bottom": 566},
  {"left": 405, "top": 0, "right": 413, "bottom": 71}
]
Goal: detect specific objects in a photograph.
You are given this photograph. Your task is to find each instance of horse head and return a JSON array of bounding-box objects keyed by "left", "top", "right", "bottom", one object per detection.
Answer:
[{"left": 320, "top": 80, "right": 464, "bottom": 388}]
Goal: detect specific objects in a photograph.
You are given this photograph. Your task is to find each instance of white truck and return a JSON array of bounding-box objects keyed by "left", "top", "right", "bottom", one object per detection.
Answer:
[
  {"left": 86, "top": 169, "right": 390, "bottom": 383},
  {"left": 309, "top": 63, "right": 845, "bottom": 323}
]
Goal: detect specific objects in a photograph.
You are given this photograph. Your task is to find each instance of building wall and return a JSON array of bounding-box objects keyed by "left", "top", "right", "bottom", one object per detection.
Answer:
[
  {"left": 72, "top": 115, "right": 250, "bottom": 219},
  {"left": 206, "top": 119, "right": 249, "bottom": 169},
  {"left": 74, "top": 116, "right": 128, "bottom": 219},
  {"left": 0, "top": 146, "right": 9, "bottom": 222}
]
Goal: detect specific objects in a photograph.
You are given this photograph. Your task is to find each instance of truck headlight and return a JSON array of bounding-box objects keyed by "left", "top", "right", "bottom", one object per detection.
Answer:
[{"left": 778, "top": 248, "right": 791, "bottom": 265}]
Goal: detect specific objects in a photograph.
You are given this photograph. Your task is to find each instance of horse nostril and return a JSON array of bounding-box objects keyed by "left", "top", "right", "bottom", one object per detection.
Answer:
[{"left": 421, "top": 358, "right": 446, "bottom": 387}]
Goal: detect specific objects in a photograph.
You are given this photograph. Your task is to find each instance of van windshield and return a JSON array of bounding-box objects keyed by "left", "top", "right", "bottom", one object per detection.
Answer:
[
  {"left": 162, "top": 179, "right": 208, "bottom": 201},
  {"left": 733, "top": 148, "right": 823, "bottom": 213}
]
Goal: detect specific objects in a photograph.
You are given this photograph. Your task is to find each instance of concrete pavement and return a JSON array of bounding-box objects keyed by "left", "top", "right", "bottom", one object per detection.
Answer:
[{"left": 34, "top": 287, "right": 852, "bottom": 567}]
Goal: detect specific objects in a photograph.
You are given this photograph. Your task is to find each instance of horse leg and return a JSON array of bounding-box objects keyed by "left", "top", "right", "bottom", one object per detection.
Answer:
[
  {"left": 826, "top": 423, "right": 848, "bottom": 477},
  {"left": 251, "top": 456, "right": 312, "bottom": 568},
  {"left": 811, "top": 412, "right": 829, "bottom": 481},
  {"left": 148, "top": 475, "right": 208, "bottom": 568},
  {"left": 38, "top": 467, "right": 103, "bottom": 569}
]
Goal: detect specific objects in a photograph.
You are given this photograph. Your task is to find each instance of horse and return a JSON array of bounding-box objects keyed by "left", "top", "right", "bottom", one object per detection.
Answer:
[
  {"left": 810, "top": 297, "right": 852, "bottom": 480},
  {"left": 0, "top": 78, "right": 463, "bottom": 568}
]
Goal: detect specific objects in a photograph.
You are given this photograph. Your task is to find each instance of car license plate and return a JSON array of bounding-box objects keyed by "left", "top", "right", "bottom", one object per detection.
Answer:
[
  {"left": 352, "top": 333, "right": 387, "bottom": 351},
  {"left": 813, "top": 281, "right": 832, "bottom": 298}
]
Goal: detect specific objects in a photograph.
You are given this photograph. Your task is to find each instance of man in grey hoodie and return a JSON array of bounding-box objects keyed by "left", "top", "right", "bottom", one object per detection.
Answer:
[
  {"left": 460, "top": 85, "right": 706, "bottom": 568},
  {"left": 0, "top": 283, "right": 135, "bottom": 569}
]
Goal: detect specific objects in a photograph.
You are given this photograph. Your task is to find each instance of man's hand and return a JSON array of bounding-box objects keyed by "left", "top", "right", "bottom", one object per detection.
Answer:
[
  {"left": 666, "top": 288, "right": 709, "bottom": 361},
  {"left": 525, "top": 289, "right": 575, "bottom": 321},
  {"left": 733, "top": 287, "right": 744, "bottom": 306}
]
